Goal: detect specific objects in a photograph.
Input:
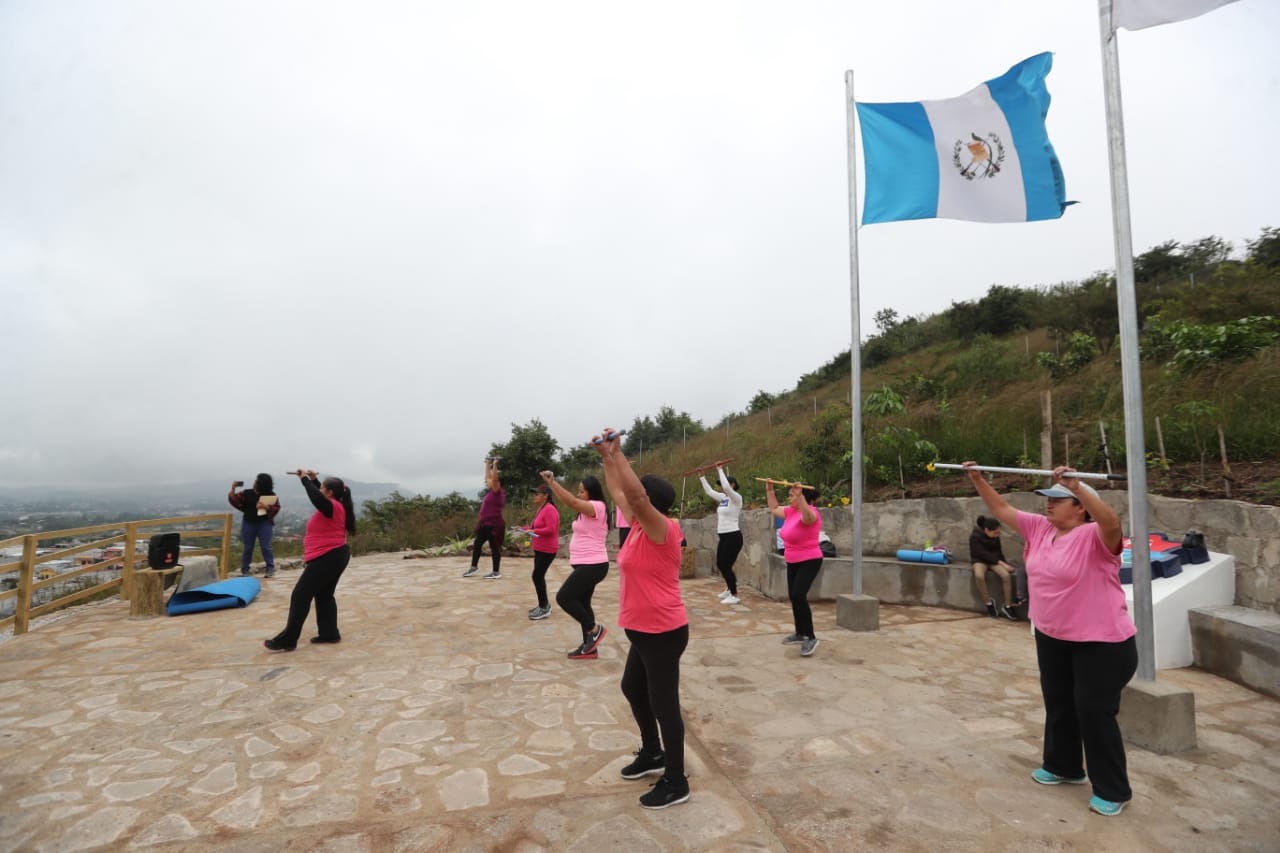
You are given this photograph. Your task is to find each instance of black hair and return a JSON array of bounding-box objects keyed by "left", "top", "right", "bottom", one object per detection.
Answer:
[
  {"left": 726, "top": 475, "right": 739, "bottom": 491},
  {"left": 801, "top": 486, "right": 820, "bottom": 504},
  {"left": 254, "top": 473, "right": 274, "bottom": 495},
  {"left": 641, "top": 474, "right": 677, "bottom": 515},
  {"left": 580, "top": 475, "right": 612, "bottom": 528},
  {"left": 534, "top": 487, "right": 555, "bottom": 508},
  {"left": 323, "top": 476, "right": 358, "bottom": 534},
  {"left": 977, "top": 515, "right": 1000, "bottom": 531}
]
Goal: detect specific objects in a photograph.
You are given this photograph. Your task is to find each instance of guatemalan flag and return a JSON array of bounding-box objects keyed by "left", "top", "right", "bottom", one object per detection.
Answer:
[{"left": 855, "top": 53, "right": 1070, "bottom": 225}]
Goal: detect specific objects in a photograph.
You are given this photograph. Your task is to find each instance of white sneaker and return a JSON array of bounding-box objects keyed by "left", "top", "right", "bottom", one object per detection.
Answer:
[
  {"left": 722, "top": 595, "right": 741, "bottom": 605},
  {"left": 717, "top": 590, "right": 732, "bottom": 599}
]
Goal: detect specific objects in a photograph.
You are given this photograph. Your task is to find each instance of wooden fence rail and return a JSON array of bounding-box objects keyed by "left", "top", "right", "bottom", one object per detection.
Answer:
[{"left": 0, "top": 513, "right": 233, "bottom": 637}]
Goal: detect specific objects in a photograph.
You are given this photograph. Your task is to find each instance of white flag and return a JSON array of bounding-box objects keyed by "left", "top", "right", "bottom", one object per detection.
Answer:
[{"left": 1112, "top": 0, "right": 1240, "bottom": 31}]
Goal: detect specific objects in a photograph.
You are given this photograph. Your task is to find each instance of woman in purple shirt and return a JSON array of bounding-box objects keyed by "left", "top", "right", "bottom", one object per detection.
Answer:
[{"left": 464, "top": 457, "right": 506, "bottom": 579}]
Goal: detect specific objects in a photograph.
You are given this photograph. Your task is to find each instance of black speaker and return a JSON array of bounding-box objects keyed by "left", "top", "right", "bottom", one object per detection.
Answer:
[{"left": 148, "top": 533, "right": 180, "bottom": 569}]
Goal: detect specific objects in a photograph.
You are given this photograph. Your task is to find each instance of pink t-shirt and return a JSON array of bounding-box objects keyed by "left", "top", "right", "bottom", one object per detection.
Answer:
[
  {"left": 1016, "top": 510, "right": 1135, "bottom": 643},
  {"left": 530, "top": 503, "right": 560, "bottom": 554},
  {"left": 304, "top": 499, "right": 347, "bottom": 561},
  {"left": 615, "top": 505, "right": 630, "bottom": 530},
  {"left": 617, "top": 516, "right": 688, "bottom": 633},
  {"left": 569, "top": 500, "right": 608, "bottom": 564},
  {"left": 780, "top": 506, "right": 823, "bottom": 562}
]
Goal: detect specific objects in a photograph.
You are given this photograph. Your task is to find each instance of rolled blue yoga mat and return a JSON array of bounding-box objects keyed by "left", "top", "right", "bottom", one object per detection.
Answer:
[
  {"left": 896, "top": 549, "right": 950, "bottom": 564},
  {"left": 167, "top": 576, "right": 262, "bottom": 616}
]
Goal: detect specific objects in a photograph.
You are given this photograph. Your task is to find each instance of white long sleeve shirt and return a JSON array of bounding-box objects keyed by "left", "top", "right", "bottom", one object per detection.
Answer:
[{"left": 699, "top": 468, "right": 743, "bottom": 534}]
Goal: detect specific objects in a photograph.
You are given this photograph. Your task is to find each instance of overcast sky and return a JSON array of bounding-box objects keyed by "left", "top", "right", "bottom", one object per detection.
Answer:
[{"left": 2, "top": 1, "right": 1275, "bottom": 498}]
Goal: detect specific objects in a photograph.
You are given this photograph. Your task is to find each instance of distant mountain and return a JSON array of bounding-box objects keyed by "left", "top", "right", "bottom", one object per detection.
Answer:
[{"left": 0, "top": 480, "right": 400, "bottom": 519}]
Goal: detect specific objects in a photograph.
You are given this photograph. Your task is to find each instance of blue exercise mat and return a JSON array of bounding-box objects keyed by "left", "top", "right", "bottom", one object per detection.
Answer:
[{"left": 167, "top": 576, "right": 262, "bottom": 616}]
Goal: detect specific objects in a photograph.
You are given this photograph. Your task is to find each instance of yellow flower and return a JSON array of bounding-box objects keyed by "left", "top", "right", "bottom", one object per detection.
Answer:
[{"left": 840, "top": 497, "right": 850, "bottom": 505}]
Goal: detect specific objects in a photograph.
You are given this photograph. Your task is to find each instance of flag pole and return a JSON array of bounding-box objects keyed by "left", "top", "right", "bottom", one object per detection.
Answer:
[
  {"left": 844, "top": 70, "right": 865, "bottom": 597},
  {"left": 1098, "top": 0, "right": 1156, "bottom": 682}
]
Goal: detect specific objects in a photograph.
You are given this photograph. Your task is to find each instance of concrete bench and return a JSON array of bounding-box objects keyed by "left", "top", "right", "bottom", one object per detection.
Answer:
[
  {"left": 761, "top": 553, "right": 996, "bottom": 613},
  {"left": 1188, "top": 605, "right": 1280, "bottom": 699}
]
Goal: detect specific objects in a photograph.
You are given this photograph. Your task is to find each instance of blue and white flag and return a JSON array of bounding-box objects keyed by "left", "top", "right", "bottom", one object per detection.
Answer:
[
  {"left": 855, "top": 53, "right": 1070, "bottom": 225},
  {"left": 1112, "top": 0, "right": 1239, "bottom": 31}
]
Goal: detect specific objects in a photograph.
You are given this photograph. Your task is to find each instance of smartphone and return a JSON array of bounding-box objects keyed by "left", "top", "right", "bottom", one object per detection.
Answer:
[{"left": 233, "top": 480, "right": 244, "bottom": 487}]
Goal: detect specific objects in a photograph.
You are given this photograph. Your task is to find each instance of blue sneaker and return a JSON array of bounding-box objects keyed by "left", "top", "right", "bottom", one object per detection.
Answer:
[
  {"left": 1088, "top": 796, "right": 1127, "bottom": 816},
  {"left": 1031, "top": 767, "right": 1086, "bottom": 786}
]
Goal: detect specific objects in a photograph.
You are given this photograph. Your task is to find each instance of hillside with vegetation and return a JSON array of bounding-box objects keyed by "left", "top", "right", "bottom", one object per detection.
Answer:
[{"left": 354, "top": 228, "right": 1280, "bottom": 554}]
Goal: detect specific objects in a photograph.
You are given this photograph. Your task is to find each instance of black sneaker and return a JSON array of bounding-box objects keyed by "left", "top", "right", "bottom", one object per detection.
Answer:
[
  {"left": 482, "top": 571, "right": 501, "bottom": 579},
  {"left": 462, "top": 566, "right": 480, "bottom": 578},
  {"left": 310, "top": 635, "right": 341, "bottom": 644},
  {"left": 620, "top": 749, "right": 665, "bottom": 779},
  {"left": 263, "top": 638, "right": 295, "bottom": 652},
  {"left": 1000, "top": 605, "right": 1019, "bottom": 621},
  {"left": 985, "top": 601, "right": 998, "bottom": 618},
  {"left": 567, "top": 643, "right": 598, "bottom": 660},
  {"left": 639, "top": 774, "right": 690, "bottom": 809},
  {"left": 582, "top": 623, "right": 607, "bottom": 654}
]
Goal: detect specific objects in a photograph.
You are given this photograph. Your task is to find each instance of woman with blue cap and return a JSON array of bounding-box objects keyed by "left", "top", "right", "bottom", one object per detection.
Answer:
[{"left": 962, "top": 461, "right": 1137, "bottom": 818}]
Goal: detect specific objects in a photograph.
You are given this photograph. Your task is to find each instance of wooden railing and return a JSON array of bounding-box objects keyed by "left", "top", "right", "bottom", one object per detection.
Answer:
[{"left": 0, "top": 513, "right": 233, "bottom": 637}]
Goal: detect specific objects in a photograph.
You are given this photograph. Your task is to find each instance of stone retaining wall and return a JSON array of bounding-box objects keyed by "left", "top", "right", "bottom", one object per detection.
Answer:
[{"left": 677, "top": 492, "right": 1280, "bottom": 612}]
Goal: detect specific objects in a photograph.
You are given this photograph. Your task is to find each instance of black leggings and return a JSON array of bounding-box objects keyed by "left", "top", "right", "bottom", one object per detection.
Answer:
[
  {"left": 786, "top": 558, "right": 823, "bottom": 638},
  {"left": 272, "top": 544, "right": 351, "bottom": 646},
  {"left": 716, "top": 530, "right": 743, "bottom": 595},
  {"left": 471, "top": 522, "right": 505, "bottom": 573},
  {"left": 531, "top": 551, "right": 555, "bottom": 608},
  {"left": 622, "top": 624, "right": 689, "bottom": 781},
  {"left": 556, "top": 562, "right": 608, "bottom": 642},
  {"left": 1035, "top": 630, "right": 1138, "bottom": 803}
]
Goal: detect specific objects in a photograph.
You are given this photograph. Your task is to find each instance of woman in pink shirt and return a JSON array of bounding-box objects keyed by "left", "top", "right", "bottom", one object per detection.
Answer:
[
  {"left": 964, "top": 462, "right": 1136, "bottom": 818},
  {"left": 593, "top": 428, "right": 690, "bottom": 810},
  {"left": 525, "top": 484, "right": 560, "bottom": 621},
  {"left": 539, "top": 470, "right": 611, "bottom": 659},
  {"left": 264, "top": 469, "right": 357, "bottom": 651},
  {"left": 766, "top": 480, "right": 824, "bottom": 657}
]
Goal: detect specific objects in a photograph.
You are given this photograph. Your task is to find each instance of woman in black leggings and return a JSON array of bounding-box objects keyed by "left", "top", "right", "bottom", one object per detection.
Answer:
[
  {"left": 264, "top": 470, "right": 357, "bottom": 651},
  {"left": 539, "top": 471, "right": 611, "bottom": 659},
  {"left": 594, "top": 428, "right": 691, "bottom": 810},
  {"left": 698, "top": 464, "right": 744, "bottom": 604}
]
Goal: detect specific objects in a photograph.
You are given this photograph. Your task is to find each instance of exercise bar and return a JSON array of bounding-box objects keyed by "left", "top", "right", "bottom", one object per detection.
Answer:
[
  {"left": 682, "top": 458, "right": 736, "bottom": 476},
  {"left": 755, "top": 477, "right": 817, "bottom": 489},
  {"left": 927, "top": 462, "right": 1126, "bottom": 481}
]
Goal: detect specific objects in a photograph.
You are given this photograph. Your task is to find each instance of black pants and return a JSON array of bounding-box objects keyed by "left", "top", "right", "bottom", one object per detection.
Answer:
[
  {"left": 272, "top": 545, "right": 351, "bottom": 646},
  {"left": 786, "top": 558, "right": 823, "bottom": 638},
  {"left": 617, "top": 526, "right": 630, "bottom": 548},
  {"left": 531, "top": 551, "right": 555, "bottom": 608},
  {"left": 622, "top": 624, "right": 689, "bottom": 782},
  {"left": 471, "top": 522, "right": 505, "bottom": 573},
  {"left": 1035, "top": 629, "right": 1138, "bottom": 803},
  {"left": 716, "top": 530, "right": 743, "bottom": 595},
  {"left": 556, "top": 562, "right": 608, "bottom": 642}
]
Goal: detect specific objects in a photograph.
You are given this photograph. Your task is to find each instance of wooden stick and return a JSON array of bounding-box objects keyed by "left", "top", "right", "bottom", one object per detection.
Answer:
[
  {"left": 927, "top": 463, "right": 1126, "bottom": 481},
  {"left": 683, "top": 458, "right": 736, "bottom": 476},
  {"left": 754, "top": 477, "right": 816, "bottom": 489}
]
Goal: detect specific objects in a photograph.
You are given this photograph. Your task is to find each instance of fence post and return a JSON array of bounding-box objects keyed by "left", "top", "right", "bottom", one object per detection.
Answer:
[
  {"left": 221, "top": 513, "right": 233, "bottom": 578},
  {"left": 15, "top": 535, "right": 36, "bottom": 636},
  {"left": 122, "top": 521, "right": 138, "bottom": 601}
]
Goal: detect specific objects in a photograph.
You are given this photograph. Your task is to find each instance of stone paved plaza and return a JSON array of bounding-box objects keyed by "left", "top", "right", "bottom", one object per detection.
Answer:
[{"left": 1, "top": 553, "right": 1277, "bottom": 852}]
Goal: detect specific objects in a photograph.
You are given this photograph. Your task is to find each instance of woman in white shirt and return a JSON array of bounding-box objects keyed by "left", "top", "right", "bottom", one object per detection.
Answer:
[{"left": 698, "top": 465, "right": 744, "bottom": 605}]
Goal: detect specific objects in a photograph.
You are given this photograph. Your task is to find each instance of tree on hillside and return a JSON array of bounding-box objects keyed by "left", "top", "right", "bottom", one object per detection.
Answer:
[
  {"left": 556, "top": 443, "right": 600, "bottom": 481},
  {"left": 748, "top": 390, "right": 778, "bottom": 414},
  {"left": 623, "top": 406, "right": 703, "bottom": 455},
  {"left": 488, "top": 419, "right": 560, "bottom": 495},
  {"left": 1246, "top": 226, "right": 1280, "bottom": 269},
  {"left": 946, "top": 284, "right": 1035, "bottom": 341}
]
